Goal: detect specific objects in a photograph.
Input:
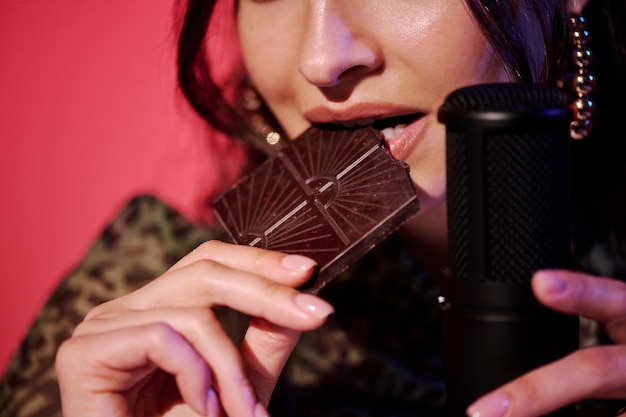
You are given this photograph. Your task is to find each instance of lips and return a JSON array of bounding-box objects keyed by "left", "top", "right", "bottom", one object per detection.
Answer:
[
  {"left": 313, "top": 113, "right": 424, "bottom": 136},
  {"left": 304, "top": 106, "right": 427, "bottom": 161}
]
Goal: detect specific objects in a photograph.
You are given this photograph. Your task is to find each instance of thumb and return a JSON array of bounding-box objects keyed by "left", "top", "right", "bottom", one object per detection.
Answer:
[
  {"left": 240, "top": 293, "right": 334, "bottom": 405},
  {"left": 241, "top": 318, "right": 302, "bottom": 404}
]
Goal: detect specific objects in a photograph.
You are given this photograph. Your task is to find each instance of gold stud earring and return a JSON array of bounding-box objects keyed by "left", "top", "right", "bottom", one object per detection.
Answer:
[{"left": 243, "top": 86, "right": 282, "bottom": 146}]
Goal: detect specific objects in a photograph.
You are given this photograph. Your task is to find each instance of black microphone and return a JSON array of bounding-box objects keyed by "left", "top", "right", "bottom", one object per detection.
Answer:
[{"left": 437, "top": 83, "right": 579, "bottom": 416}]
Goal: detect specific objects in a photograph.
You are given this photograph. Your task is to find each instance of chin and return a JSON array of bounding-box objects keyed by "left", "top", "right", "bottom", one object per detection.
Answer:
[
  {"left": 417, "top": 187, "right": 445, "bottom": 210},
  {"left": 408, "top": 172, "right": 446, "bottom": 214},
  {"left": 400, "top": 198, "right": 448, "bottom": 250}
]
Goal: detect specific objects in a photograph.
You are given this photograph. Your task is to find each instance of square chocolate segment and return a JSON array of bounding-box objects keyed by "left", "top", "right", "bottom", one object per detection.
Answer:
[{"left": 213, "top": 126, "right": 419, "bottom": 292}]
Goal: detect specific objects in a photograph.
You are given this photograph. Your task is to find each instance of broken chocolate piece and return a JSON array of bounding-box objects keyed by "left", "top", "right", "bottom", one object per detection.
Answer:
[{"left": 212, "top": 126, "right": 420, "bottom": 292}]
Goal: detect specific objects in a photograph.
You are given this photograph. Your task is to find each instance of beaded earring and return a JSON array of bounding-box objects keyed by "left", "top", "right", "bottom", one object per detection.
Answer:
[
  {"left": 242, "top": 85, "right": 282, "bottom": 147},
  {"left": 567, "top": 14, "right": 596, "bottom": 140}
]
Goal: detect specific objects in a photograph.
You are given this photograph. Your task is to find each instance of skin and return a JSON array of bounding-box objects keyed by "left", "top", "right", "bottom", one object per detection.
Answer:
[
  {"left": 56, "top": 1, "right": 626, "bottom": 417},
  {"left": 237, "top": 0, "right": 509, "bottom": 276},
  {"left": 238, "top": 0, "right": 508, "bottom": 212}
]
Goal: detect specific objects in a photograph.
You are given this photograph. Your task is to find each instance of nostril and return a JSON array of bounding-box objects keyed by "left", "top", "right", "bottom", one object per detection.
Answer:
[
  {"left": 316, "top": 65, "right": 384, "bottom": 102},
  {"left": 317, "top": 82, "right": 355, "bottom": 102}
]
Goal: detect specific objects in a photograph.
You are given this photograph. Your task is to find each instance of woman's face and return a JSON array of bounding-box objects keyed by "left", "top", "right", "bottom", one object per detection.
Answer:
[{"left": 237, "top": 0, "right": 511, "bottom": 216}]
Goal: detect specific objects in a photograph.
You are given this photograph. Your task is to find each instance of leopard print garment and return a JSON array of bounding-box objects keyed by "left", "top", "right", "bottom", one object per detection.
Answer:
[
  {"left": 0, "top": 195, "right": 447, "bottom": 417},
  {"left": 0, "top": 196, "right": 217, "bottom": 417}
]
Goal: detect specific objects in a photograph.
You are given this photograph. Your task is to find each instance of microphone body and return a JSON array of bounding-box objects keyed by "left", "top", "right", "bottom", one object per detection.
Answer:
[{"left": 438, "top": 83, "right": 579, "bottom": 416}]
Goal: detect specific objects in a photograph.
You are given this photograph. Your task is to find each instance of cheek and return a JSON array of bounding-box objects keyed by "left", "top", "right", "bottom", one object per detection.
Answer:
[
  {"left": 239, "top": 31, "right": 289, "bottom": 92},
  {"left": 395, "top": 5, "right": 507, "bottom": 91},
  {"left": 439, "top": 37, "right": 508, "bottom": 85},
  {"left": 406, "top": 119, "right": 447, "bottom": 213},
  {"left": 237, "top": 5, "right": 302, "bottom": 112},
  {"left": 238, "top": 31, "right": 305, "bottom": 136}
]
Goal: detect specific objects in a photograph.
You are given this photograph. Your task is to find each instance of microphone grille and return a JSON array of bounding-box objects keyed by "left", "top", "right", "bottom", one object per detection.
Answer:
[
  {"left": 443, "top": 83, "right": 573, "bottom": 284},
  {"left": 440, "top": 82, "right": 571, "bottom": 113}
]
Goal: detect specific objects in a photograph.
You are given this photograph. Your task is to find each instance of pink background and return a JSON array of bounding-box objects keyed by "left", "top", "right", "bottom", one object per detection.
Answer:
[{"left": 0, "top": 0, "right": 241, "bottom": 374}]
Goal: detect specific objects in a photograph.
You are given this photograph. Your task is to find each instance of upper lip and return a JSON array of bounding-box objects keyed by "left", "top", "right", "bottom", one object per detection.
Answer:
[{"left": 304, "top": 104, "right": 426, "bottom": 129}]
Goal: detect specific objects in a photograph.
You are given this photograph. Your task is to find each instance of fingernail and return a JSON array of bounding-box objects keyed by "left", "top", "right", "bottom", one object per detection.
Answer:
[
  {"left": 467, "top": 393, "right": 509, "bottom": 417},
  {"left": 281, "top": 254, "right": 317, "bottom": 273},
  {"left": 255, "top": 402, "right": 270, "bottom": 417},
  {"left": 537, "top": 271, "right": 566, "bottom": 296},
  {"left": 206, "top": 389, "right": 218, "bottom": 417},
  {"left": 294, "top": 293, "right": 334, "bottom": 319}
]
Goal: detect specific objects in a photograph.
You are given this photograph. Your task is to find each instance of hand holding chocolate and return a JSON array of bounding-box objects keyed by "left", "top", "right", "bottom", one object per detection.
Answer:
[{"left": 213, "top": 127, "right": 420, "bottom": 292}]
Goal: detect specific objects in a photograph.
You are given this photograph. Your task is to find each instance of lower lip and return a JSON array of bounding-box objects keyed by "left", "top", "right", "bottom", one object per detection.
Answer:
[{"left": 384, "top": 117, "right": 428, "bottom": 161}]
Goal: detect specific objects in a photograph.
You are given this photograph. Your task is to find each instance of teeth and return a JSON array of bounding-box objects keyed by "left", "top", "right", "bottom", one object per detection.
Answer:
[{"left": 381, "top": 124, "right": 408, "bottom": 140}]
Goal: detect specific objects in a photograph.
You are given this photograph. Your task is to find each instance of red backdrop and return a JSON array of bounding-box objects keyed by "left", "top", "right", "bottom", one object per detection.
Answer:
[{"left": 0, "top": 0, "right": 242, "bottom": 374}]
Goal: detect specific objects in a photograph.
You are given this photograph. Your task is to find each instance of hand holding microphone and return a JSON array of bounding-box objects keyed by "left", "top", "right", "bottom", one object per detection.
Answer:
[{"left": 438, "top": 83, "right": 579, "bottom": 417}]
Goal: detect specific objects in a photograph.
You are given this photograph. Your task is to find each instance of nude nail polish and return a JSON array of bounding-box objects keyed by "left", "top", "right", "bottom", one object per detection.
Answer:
[
  {"left": 536, "top": 271, "right": 566, "bottom": 296},
  {"left": 294, "top": 293, "right": 334, "bottom": 318},
  {"left": 206, "top": 389, "right": 218, "bottom": 417},
  {"left": 255, "top": 402, "right": 270, "bottom": 417},
  {"left": 281, "top": 254, "right": 317, "bottom": 272},
  {"left": 466, "top": 393, "right": 510, "bottom": 417}
]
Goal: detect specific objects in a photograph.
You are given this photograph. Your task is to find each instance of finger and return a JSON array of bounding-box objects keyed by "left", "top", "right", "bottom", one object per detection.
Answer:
[
  {"left": 75, "top": 303, "right": 330, "bottom": 417},
  {"left": 467, "top": 345, "right": 626, "bottom": 417},
  {"left": 75, "top": 307, "right": 269, "bottom": 416},
  {"left": 56, "top": 324, "right": 211, "bottom": 417},
  {"left": 99, "top": 260, "right": 332, "bottom": 331},
  {"left": 241, "top": 293, "right": 336, "bottom": 405},
  {"left": 532, "top": 269, "right": 626, "bottom": 323},
  {"left": 240, "top": 293, "right": 335, "bottom": 404},
  {"left": 170, "top": 240, "right": 318, "bottom": 285}
]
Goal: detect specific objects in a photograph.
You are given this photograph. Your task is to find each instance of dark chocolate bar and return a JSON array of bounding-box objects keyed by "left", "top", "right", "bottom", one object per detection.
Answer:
[{"left": 212, "top": 126, "right": 419, "bottom": 292}]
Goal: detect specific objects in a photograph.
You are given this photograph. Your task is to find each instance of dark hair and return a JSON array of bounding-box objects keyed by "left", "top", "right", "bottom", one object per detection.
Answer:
[
  {"left": 175, "top": 1, "right": 253, "bottom": 142},
  {"left": 465, "top": 0, "right": 568, "bottom": 83},
  {"left": 175, "top": 0, "right": 569, "bottom": 147}
]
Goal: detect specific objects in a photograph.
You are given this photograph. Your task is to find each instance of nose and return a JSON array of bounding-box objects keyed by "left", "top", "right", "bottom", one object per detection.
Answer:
[{"left": 298, "top": 1, "right": 382, "bottom": 90}]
